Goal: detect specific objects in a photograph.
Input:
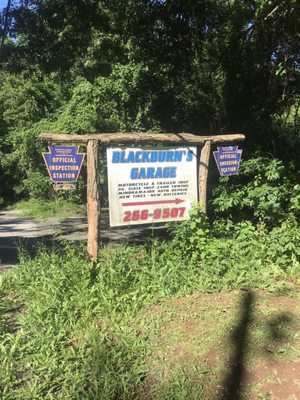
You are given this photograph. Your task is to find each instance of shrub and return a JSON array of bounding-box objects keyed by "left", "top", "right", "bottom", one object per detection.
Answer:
[{"left": 212, "top": 155, "right": 300, "bottom": 225}]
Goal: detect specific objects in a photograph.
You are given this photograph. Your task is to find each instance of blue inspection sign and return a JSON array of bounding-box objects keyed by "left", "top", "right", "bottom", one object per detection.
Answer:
[
  {"left": 42, "top": 146, "right": 85, "bottom": 185},
  {"left": 213, "top": 146, "right": 242, "bottom": 176}
]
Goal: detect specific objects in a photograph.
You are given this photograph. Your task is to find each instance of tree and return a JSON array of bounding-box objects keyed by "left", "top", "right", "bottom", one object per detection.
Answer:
[{"left": 0, "top": 0, "right": 299, "bottom": 204}]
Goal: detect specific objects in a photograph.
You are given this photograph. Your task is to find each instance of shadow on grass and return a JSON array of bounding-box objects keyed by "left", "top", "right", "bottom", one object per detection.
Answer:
[
  {"left": 220, "top": 290, "right": 293, "bottom": 400},
  {"left": 0, "top": 236, "right": 69, "bottom": 268},
  {"left": 220, "top": 290, "right": 254, "bottom": 400},
  {"left": 0, "top": 296, "right": 24, "bottom": 335}
]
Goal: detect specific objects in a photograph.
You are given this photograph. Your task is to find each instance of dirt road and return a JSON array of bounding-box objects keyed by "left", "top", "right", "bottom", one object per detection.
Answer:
[{"left": 0, "top": 210, "right": 167, "bottom": 270}]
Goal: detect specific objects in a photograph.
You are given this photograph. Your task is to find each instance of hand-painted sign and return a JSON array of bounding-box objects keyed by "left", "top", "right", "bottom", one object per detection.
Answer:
[
  {"left": 42, "top": 146, "right": 85, "bottom": 187},
  {"left": 213, "top": 146, "right": 242, "bottom": 176},
  {"left": 107, "top": 147, "right": 198, "bottom": 226}
]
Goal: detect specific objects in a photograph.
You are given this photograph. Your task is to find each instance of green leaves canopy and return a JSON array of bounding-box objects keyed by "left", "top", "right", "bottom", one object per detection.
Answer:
[{"left": 0, "top": 0, "right": 299, "bottom": 204}]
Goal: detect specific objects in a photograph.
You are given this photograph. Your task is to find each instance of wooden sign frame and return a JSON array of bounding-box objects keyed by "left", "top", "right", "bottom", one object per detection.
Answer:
[{"left": 41, "top": 132, "right": 245, "bottom": 262}]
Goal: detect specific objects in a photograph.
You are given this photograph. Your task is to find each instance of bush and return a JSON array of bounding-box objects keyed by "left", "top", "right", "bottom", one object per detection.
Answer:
[
  {"left": 212, "top": 155, "right": 300, "bottom": 225},
  {"left": 23, "top": 171, "right": 52, "bottom": 199},
  {"left": 171, "top": 204, "right": 300, "bottom": 287}
]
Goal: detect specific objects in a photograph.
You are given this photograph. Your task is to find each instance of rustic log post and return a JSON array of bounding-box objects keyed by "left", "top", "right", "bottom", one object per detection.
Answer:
[
  {"left": 87, "top": 140, "right": 100, "bottom": 262},
  {"left": 198, "top": 140, "right": 211, "bottom": 214}
]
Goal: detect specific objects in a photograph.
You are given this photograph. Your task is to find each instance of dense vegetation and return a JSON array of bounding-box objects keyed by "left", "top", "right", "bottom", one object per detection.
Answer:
[
  {"left": 0, "top": 2, "right": 299, "bottom": 398},
  {"left": 0, "top": 0, "right": 299, "bottom": 207}
]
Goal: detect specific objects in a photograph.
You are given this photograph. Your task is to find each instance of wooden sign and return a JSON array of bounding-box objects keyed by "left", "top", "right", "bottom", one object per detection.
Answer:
[
  {"left": 41, "top": 132, "right": 245, "bottom": 262},
  {"left": 107, "top": 147, "right": 198, "bottom": 226}
]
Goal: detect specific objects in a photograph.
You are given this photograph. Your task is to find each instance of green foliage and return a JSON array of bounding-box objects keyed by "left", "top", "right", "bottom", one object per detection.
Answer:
[
  {"left": 0, "top": 0, "right": 299, "bottom": 205},
  {"left": 0, "top": 247, "right": 146, "bottom": 399},
  {"left": 0, "top": 69, "right": 74, "bottom": 204},
  {"left": 0, "top": 115, "right": 87, "bottom": 204},
  {"left": 0, "top": 243, "right": 199, "bottom": 399},
  {"left": 0, "top": 202, "right": 299, "bottom": 398},
  {"left": 23, "top": 171, "right": 52, "bottom": 199},
  {"left": 52, "top": 77, "right": 121, "bottom": 133},
  {"left": 267, "top": 220, "right": 300, "bottom": 271},
  {"left": 272, "top": 99, "right": 300, "bottom": 151},
  {"left": 0, "top": 71, "right": 64, "bottom": 204},
  {"left": 171, "top": 204, "right": 299, "bottom": 287},
  {"left": 212, "top": 155, "right": 300, "bottom": 224},
  {"left": 1, "top": 121, "right": 53, "bottom": 202},
  {"left": 10, "top": 198, "right": 85, "bottom": 219},
  {"left": 155, "top": 367, "right": 205, "bottom": 400},
  {"left": 0, "top": 71, "right": 63, "bottom": 130}
]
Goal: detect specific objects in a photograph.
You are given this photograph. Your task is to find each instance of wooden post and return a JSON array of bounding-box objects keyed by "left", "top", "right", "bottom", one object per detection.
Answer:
[
  {"left": 198, "top": 140, "right": 211, "bottom": 214},
  {"left": 87, "top": 140, "right": 100, "bottom": 262}
]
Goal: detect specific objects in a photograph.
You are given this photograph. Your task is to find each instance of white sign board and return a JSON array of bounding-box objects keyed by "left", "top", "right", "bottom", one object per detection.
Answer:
[{"left": 107, "top": 147, "right": 198, "bottom": 226}]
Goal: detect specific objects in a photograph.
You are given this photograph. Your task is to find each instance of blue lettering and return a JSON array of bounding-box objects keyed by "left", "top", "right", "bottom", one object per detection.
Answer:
[
  {"left": 150, "top": 152, "right": 158, "bottom": 162},
  {"left": 130, "top": 168, "right": 139, "bottom": 179},
  {"left": 130, "top": 167, "right": 177, "bottom": 179},
  {"left": 174, "top": 151, "right": 183, "bottom": 162},
  {"left": 158, "top": 151, "right": 167, "bottom": 162},
  {"left": 120, "top": 152, "right": 126, "bottom": 163},
  {"left": 186, "top": 150, "right": 193, "bottom": 162},
  {"left": 135, "top": 151, "right": 143, "bottom": 163},
  {"left": 170, "top": 167, "right": 176, "bottom": 178},
  {"left": 113, "top": 149, "right": 189, "bottom": 164},
  {"left": 139, "top": 168, "right": 146, "bottom": 179},
  {"left": 127, "top": 151, "right": 135, "bottom": 163},
  {"left": 155, "top": 168, "right": 163, "bottom": 178},
  {"left": 147, "top": 167, "right": 155, "bottom": 178},
  {"left": 166, "top": 151, "right": 175, "bottom": 162},
  {"left": 142, "top": 151, "right": 151, "bottom": 162},
  {"left": 112, "top": 151, "right": 120, "bottom": 163}
]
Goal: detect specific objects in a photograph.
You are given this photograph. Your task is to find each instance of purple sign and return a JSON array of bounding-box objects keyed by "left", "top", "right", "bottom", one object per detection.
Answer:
[
  {"left": 42, "top": 146, "right": 85, "bottom": 183},
  {"left": 213, "top": 146, "right": 242, "bottom": 176}
]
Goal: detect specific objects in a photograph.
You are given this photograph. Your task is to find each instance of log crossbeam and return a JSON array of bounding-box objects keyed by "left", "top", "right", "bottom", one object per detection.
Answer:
[{"left": 41, "top": 132, "right": 245, "bottom": 145}]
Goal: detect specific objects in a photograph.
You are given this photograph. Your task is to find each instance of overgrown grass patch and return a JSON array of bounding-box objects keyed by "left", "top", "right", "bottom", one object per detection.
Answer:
[
  {"left": 0, "top": 216, "right": 299, "bottom": 399},
  {"left": 0, "top": 246, "right": 148, "bottom": 399},
  {"left": 8, "top": 198, "right": 86, "bottom": 219}
]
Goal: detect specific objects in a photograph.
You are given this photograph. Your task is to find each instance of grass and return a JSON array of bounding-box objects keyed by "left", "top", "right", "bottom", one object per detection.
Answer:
[
  {"left": 0, "top": 221, "right": 299, "bottom": 399},
  {"left": 7, "top": 198, "right": 86, "bottom": 219}
]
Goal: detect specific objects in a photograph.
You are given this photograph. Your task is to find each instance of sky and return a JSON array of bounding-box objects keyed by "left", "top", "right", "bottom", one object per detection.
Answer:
[
  {"left": 0, "top": 0, "right": 8, "bottom": 11},
  {"left": 0, "top": 1, "right": 22, "bottom": 12}
]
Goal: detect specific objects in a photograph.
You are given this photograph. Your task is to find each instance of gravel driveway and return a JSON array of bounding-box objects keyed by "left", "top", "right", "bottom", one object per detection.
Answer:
[{"left": 0, "top": 210, "right": 168, "bottom": 270}]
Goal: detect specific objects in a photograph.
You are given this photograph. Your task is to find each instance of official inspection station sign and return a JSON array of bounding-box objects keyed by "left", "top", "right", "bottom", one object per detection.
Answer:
[
  {"left": 213, "top": 146, "right": 242, "bottom": 176},
  {"left": 42, "top": 146, "right": 85, "bottom": 190},
  {"left": 107, "top": 147, "right": 198, "bottom": 226}
]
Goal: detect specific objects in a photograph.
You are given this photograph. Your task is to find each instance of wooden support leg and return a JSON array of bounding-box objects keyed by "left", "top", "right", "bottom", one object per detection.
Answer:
[
  {"left": 198, "top": 141, "right": 211, "bottom": 214},
  {"left": 87, "top": 140, "right": 100, "bottom": 262}
]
